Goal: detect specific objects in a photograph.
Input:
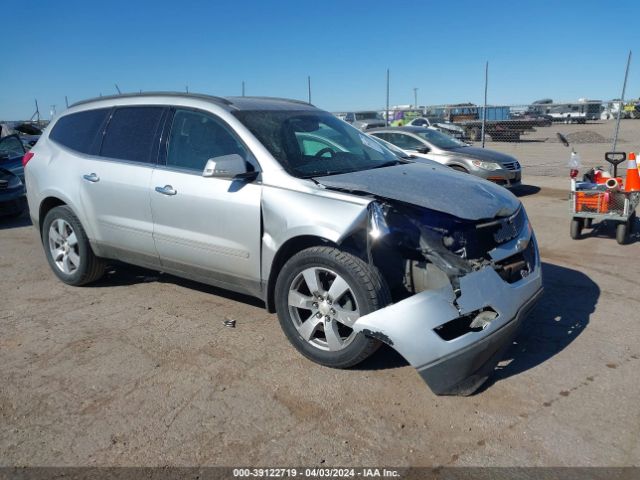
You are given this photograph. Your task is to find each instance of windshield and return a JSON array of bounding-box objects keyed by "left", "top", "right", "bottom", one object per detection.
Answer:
[
  {"left": 355, "top": 112, "right": 382, "bottom": 121},
  {"left": 413, "top": 128, "right": 467, "bottom": 149},
  {"left": 233, "top": 110, "right": 399, "bottom": 178}
]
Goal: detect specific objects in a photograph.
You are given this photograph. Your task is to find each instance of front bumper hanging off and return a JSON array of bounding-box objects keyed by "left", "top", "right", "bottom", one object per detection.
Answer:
[{"left": 352, "top": 238, "right": 543, "bottom": 396}]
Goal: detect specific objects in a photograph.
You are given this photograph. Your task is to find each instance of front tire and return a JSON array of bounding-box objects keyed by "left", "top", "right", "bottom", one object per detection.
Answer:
[
  {"left": 616, "top": 222, "right": 629, "bottom": 245},
  {"left": 42, "top": 206, "right": 106, "bottom": 285},
  {"left": 275, "top": 246, "right": 390, "bottom": 368},
  {"left": 570, "top": 218, "right": 583, "bottom": 239}
]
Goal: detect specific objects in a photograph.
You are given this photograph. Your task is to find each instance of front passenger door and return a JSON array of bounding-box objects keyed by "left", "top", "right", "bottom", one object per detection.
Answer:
[{"left": 150, "top": 109, "right": 262, "bottom": 294}]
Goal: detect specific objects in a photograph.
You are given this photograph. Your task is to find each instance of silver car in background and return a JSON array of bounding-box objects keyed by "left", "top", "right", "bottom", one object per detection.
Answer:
[
  {"left": 342, "top": 111, "right": 386, "bottom": 131},
  {"left": 25, "top": 93, "right": 541, "bottom": 395},
  {"left": 369, "top": 126, "right": 523, "bottom": 188}
]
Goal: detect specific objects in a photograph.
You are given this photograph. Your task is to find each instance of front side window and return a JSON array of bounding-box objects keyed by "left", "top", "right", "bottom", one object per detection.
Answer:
[
  {"left": 387, "top": 133, "right": 425, "bottom": 151},
  {"left": 165, "top": 109, "right": 249, "bottom": 172},
  {"left": 0, "top": 135, "right": 25, "bottom": 157},
  {"left": 100, "top": 106, "right": 165, "bottom": 163},
  {"left": 413, "top": 129, "right": 467, "bottom": 149},
  {"left": 50, "top": 108, "right": 111, "bottom": 154},
  {"left": 233, "top": 110, "right": 398, "bottom": 178}
]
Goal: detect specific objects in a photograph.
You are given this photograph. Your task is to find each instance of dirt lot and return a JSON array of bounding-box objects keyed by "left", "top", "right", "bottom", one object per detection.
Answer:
[{"left": 1, "top": 120, "right": 640, "bottom": 467}]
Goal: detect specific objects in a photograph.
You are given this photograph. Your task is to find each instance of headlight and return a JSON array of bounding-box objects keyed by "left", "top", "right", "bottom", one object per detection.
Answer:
[{"left": 471, "top": 160, "right": 501, "bottom": 170}]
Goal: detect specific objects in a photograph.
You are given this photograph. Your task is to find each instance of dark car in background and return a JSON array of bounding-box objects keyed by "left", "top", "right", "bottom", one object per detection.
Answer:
[
  {"left": 1, "top": 122, "right": 42, "bottom": 150},
  {"left": 0, "top": 134, "right": 27, "bottom": 181},
  {"left": 0, "top": 167, "right": 26, "bottom": 217},
  {"left": 0, "top": 134, "right": 28, "bottom": 217}
]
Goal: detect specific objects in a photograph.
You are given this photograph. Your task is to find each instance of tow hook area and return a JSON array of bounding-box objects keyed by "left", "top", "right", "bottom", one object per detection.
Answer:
[{"left": 434, "top": 308, "right": 499, "bottom": 341}]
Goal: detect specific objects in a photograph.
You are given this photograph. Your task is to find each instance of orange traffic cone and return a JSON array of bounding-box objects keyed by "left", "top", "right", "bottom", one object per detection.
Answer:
[{"left": 625, "top": 152, "right": 640, "bottom": 192}]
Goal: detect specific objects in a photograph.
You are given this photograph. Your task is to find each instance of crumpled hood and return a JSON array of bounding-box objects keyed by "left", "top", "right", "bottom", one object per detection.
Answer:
[
  {"left": 314, "top": 162, "right": 520, "bottom": 220},
  {"left": 444, "top": 146, "right": 517, "bottom": 164}
]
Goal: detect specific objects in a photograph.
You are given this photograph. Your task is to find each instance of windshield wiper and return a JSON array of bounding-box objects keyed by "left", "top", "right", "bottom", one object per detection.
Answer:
[{"left": 302, "top": 170, "right": 352, "bottom": 179}]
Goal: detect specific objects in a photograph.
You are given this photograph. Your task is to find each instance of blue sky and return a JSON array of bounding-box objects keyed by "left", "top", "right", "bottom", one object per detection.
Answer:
[{"left": 2, "top": 0, "right": 639, "bottom": 120}]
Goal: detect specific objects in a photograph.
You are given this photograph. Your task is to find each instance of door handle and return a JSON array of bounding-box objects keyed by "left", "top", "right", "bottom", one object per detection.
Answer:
[
  {"left": 155, "top": 185, "right": 177, "bottom": 196},
  {"left": 82, "top": 173, "right": 100, "bottom": 183}
]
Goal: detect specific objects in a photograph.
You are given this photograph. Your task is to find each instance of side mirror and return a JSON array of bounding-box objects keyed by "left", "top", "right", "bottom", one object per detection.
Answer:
[
  {"left": 202, "top": 154, "right": 249, "bottom": 179},
  {"left": 416, "top": 146, "right": 430, "bottom": 154}
]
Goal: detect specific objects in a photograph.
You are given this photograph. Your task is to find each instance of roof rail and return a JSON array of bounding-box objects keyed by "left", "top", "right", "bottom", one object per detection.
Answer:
[
  {"left": 227, "top": 96, "right": 313, "bottom": 106},
  {"left": 70, "top": 91, "right": 232, "bottom": 108}
]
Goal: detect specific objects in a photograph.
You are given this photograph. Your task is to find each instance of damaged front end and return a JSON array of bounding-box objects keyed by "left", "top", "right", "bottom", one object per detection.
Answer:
[{"left": 353, "top": 199, "right": 543, "bottom": 396}]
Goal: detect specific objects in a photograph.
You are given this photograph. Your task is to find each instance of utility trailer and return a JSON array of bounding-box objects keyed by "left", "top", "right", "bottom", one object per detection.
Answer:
[{"left": 425, "top": 103, "right": 548, "bottom": 142}]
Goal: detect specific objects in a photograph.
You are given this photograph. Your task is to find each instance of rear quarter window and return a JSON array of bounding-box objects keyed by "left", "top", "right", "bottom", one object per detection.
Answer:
[
  {"left": 49, "top": 108, "right": 111, "bottom": 154},
  {"left": 100, "top": 106, "right": 165, "bottom": 163}
]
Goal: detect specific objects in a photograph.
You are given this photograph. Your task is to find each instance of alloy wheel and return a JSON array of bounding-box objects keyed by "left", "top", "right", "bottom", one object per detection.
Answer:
[
  {"left": 287, "top": 267, "right": 360, "bottom": 352},
  {"left": 48, "top": 218, "right": 80, "bottom": 274}
]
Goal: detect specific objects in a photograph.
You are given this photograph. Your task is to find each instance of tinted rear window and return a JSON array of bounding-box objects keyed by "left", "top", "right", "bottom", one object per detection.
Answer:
[
  {"left": 100, "top": 107, "right": 165, "bottom": 163},
  {"left": 49, "top": 108, "right": 111, "bottom": 154}
]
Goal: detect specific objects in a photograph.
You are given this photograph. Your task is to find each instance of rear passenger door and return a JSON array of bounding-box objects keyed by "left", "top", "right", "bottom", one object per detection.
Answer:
[
  {"left": 78, "top": 106, "right": 167, "bottom": 268},
  {"left": 149, "top": 108, "right": 262, "bottom": 293}
]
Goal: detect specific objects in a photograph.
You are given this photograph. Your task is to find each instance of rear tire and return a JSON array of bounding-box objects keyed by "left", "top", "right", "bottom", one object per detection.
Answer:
[
  {"left": 42, "top": 206, "right": 106, "bottom": 285},
  {"left": 275, "top": 246, "right": 390, "bottom": 368}
]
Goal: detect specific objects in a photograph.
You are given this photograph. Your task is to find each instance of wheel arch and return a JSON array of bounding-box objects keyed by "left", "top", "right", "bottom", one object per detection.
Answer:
[
  {"left": 265, "top": 235, "right": 339, "bottom": 313},
  {"left": 38, "top": 196, "right": 68, "bottom": 237}
]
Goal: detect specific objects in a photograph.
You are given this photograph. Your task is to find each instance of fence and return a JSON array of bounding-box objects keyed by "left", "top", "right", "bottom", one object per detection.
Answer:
[{"left": 350, "top": 101, "right": 640, "bottom": 178}]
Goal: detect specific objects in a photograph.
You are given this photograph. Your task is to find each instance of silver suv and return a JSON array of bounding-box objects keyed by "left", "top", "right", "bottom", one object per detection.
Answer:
[{"left": 25, "top": 93, "right": 542, "bottom": 395}]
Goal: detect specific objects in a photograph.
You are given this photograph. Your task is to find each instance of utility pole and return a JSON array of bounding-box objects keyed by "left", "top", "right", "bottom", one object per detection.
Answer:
[
  {"left": 185, "top": 85, "right": 189, "bottom": 93},
  {"left": 65, "top": 96, "right": 69, "bottom": 108},
  {"left": 307, "top": 75, "right": 312, "bottom": 104},
  {"left": 612, "top": 50, "right": 632, "bottom": 153},
  {"left": 386, "top": 69, "right": 390, "bottom": 126},
  {"left": 242, "top": 81, "right": 245, "bottom": 97},
  {"left": 481, "top": 61, "right": 489, "bottom": 148},
  {"left": 115, "top": 84, "right": 122, "bottom": 95},
  {"left": 413, "top": 87, "right": 418, "bottom": 108}
]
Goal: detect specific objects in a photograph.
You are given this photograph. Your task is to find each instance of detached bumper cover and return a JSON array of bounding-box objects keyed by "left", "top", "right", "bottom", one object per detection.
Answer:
[
  {"left": 352, "top": 236, "right": 542, "bottom": 395},
  {"left": 418, "top": 287, "right": 542, "bottom": 395}
]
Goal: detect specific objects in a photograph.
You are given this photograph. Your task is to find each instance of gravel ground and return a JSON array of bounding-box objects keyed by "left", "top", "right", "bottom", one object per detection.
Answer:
[
  {"left": 484, "top": 119, "right": 640, "bottom": 177},
  {"left": 1, "top": 124, "right": 640, "bottom": 467}
]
